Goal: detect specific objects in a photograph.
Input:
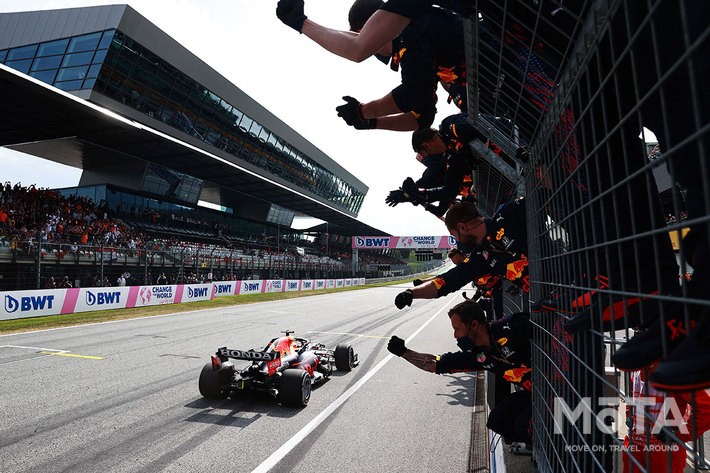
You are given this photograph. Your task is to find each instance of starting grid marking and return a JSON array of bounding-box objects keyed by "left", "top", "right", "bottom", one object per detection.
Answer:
[{"left": 0, "top": 345, "right": 104, "bottom": 360}]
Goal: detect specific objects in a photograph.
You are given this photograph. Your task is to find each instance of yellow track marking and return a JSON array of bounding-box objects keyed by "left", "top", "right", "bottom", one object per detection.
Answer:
[{"left": 38, "top": 351, "right": 104, "bottom": 360}]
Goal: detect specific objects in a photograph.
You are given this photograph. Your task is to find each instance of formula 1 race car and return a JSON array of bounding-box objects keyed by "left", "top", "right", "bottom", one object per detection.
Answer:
[{"left": 198, "top": 331, "right": 358, "bottom": 407}]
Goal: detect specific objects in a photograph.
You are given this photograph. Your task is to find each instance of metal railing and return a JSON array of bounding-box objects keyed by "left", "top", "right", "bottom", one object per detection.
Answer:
[{"left": 0, "top": 240, "right": 359, "bottom": 290}]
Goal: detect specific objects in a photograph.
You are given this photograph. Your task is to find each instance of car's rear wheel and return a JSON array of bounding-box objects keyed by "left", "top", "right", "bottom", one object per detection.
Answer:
[
  {"left": 199, "top": 363, "right": 231, "bottom": 399},
  {"left": 278, "top": 369, "right": 311, "bottom": 407},
  {"left": 334, "top": 344, "right": 355, "bottom": 372}
]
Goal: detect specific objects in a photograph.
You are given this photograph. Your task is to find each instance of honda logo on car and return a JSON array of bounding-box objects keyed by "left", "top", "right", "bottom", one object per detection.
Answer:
[
  {"left": 188, "top": 287, "right": 209, "bottom": 298},
  {"left": 218, "top": 347, "right": 275, "bottom": 361},
  {"left": 355, "top": 236, "right": 391, "bottom": 248},
  {"left": 4, "top": 294, "right": 54, "bottom": 313},
  {"left": 86, "top": 291, "right": 121, "bottom": 306}
]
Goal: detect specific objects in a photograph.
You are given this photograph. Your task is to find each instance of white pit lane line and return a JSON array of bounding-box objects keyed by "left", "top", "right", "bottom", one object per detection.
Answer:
[{"left": 250, "top": 299, "right": 457, "bottom": 473}]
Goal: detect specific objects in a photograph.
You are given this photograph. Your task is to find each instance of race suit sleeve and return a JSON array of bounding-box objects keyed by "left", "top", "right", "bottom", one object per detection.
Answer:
[
  {"left": 430, "top": 254, "right": 488, "bottom": 297},
  {"left": 435, "top": 350, "right": 484, "bottom": 374},
  {"left": 390, "top": 21, "right": 438, "bottom": 115}
]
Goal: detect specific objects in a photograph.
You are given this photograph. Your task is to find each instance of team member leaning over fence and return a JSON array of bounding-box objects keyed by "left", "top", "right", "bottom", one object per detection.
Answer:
[
  {"left": 388, "top": 300, "right": 533, "bottom": 444},
  {"left": 276, "top": 0, "right": 467, "bottom": 131},
  {"left": 386, "top": 113, "right": 511, "bottom": 217},
  {"left": 393, "top": 199, "right": 529, "bottom": 310}
]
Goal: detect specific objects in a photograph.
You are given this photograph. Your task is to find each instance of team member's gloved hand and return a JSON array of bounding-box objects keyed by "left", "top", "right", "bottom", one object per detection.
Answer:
[
  {"left": 385, "top": 189, "right": 409, "bottom": 207},
  {"left": 394, "top": 289, "right": 414, "bottom": 309},
  {"left": 276, "top": 0, "right": 307, "bottom": 33},
  {"left": 336, "top": 96, "right": 377, "bottom": 130},
  {"left": 401, "top": 177, "right": 417, "bottom": 195},
  {"left": 412, "top": 279, "right": 423, "bottom": 286},
  {"left": 387, "top": 336, "right": 407, "bottom": 356}
]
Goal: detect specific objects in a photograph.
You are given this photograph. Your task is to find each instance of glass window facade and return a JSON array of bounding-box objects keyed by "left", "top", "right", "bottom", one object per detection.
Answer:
[
  {"left": 0, "top": 28, "right": 365, "bottom": 215},
  {"left": 0, "top": 29, "right": 113, "bottom": 92}
]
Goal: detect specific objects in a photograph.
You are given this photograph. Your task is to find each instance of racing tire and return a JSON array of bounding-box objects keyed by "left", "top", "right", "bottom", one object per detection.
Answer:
[
  {"left": 278, "top": 369, "right": 311, "bottom": 407},
  {"left": 334, "top": 344, "right": 355, "bottom": 372},
  {"left": 199, "top": 363, "right": 230, "bottom": 400}
]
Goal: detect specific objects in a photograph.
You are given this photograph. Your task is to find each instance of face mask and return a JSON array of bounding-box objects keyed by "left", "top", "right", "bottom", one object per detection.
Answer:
[{"left": 457, "top": 336, "right": 476, "bottom": 352}]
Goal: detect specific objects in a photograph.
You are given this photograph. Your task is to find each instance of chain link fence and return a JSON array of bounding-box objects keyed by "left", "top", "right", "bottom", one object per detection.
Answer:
[{"left": 465, "top": 0, "right": 709, "bottom": 471}]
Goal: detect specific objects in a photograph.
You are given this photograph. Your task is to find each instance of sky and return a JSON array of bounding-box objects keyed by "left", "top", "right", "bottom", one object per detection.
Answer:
[{"left": 0, "top": 0, "right": 463, "bottom": 236}]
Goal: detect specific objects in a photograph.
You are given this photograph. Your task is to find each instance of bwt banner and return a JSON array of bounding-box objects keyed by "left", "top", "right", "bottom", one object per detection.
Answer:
[
  {"left": 285, "top": 280, "right": 300, "bottom": 292},
  {"left": 74, "top": 287, "right": 131, "bottom": 313},
  {"left": 0, "top": 278, "right": 369, "bottom": 320},
  {"left": 352, "top": 235, "right": 456, "bottom": 249},
  {"left": 239, "top": 280, "right": 264, "bottom": 294},
  {"left": 181, "top": 284, "right": 213, "bottom": 303},
  {"left": 213, "top": 281, "right": 238, "bottom": 297},
  {"left": 0, "top": 288, "right": 69, "bottom": 320}
]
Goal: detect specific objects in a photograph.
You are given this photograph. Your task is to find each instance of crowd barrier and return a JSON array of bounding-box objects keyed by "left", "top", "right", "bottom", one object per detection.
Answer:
[{"left": 0, "top": 278, "right": 367, "bottom": 321}]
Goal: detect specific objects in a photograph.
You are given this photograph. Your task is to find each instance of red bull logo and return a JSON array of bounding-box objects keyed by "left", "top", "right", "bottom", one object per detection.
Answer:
[
  {"left": 506, "top": 257, "right": 528, "bottom": 280},
  {"left": 503, "top": 367, "right": 531, "bottom": 384},
  {"left": 271, "top": 336, "right": 296, "bottom": 357},
  {"left": 436, "top": 66, "right": 459, "bottom": 83}
]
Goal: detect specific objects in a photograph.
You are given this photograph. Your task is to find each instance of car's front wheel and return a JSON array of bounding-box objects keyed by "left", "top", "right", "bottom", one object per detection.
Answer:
[
  {"left": 334, "top": 344, "right": 355, "bottom": 372},
  {"left": 198, "top": 363, "right": 231, "bottom": 399},
  {"left": 278, "top": 369, "right": 311, "bottom": 407}
]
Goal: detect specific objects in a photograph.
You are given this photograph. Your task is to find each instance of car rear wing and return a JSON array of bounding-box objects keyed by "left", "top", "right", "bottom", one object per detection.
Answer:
[{"left": 217, "top": 347, "right": 278, "bottom": 361}]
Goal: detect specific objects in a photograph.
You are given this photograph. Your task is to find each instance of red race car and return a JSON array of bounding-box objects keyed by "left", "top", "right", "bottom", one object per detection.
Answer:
[{"left": 199, "top": 330, "right": 358, "bottom": 407}]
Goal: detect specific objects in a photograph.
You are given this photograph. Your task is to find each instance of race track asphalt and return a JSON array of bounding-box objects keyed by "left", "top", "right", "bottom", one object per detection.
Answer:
[{"left": 0, "top": 284, "right": 479, "bottom": 473}]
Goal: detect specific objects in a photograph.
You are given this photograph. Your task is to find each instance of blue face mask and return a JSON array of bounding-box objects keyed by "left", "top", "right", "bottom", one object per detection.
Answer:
[{"left": 457, "top": 336, "right": 476, "bottom": 352}]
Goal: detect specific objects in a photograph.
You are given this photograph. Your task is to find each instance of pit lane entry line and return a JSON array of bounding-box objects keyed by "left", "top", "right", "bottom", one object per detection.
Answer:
[{"left": 250, "top": 298, "right": 458, "bottom": 473}]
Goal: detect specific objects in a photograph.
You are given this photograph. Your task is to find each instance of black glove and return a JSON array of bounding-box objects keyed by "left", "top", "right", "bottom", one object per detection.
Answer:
[
  {"left": 401, "top": 177, "right": 417, "bottom": 195},
  {"left": 276, "top": 0, "right": 307, "bottom": 33},
  {"left": 387, "top": 336, "right": 407, "bottom": 356},
  {"left": 385, "top": 189, "right": 409, "bottom": 207},
  {"left": 412, "top": 279, "right": 423, "bottom": 286},
  {"left": 394, "top": 289, "right": 414, "bottom": 309},
  {"left": 336, "top": 96, "right": 377, "bottom": 130}
]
